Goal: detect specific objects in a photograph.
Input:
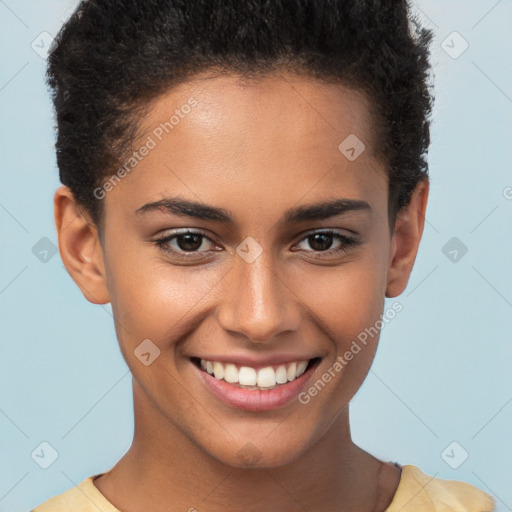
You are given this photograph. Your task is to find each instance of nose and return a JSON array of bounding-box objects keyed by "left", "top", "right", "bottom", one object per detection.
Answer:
[{"left": 216, "top": 250, "right": 301, "bottom": 344}]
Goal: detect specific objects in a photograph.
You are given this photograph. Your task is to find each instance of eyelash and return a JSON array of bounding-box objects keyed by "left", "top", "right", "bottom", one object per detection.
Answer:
[{"left": 153, "top": 228, "right": 360, "bottom": 261}]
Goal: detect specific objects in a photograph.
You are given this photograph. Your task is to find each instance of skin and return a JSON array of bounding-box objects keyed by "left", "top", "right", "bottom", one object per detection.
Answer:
[{"left": 54, "top": 70, "right": 428, "bottom": 512}]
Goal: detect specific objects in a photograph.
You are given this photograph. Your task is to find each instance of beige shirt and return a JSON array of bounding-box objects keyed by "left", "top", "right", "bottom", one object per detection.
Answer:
[{"left": 31, "top": 465, "right": 495, "bottom": 512}]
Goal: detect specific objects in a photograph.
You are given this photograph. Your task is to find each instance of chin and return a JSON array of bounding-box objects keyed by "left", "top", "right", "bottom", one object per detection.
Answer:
[{"left": 205, "top": 431, "right": 316, "bottom": 469}]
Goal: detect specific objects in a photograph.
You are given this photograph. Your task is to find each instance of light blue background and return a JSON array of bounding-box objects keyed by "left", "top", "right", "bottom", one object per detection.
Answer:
[{"left": 1, "top": 1, "right": 511, "bottom": 510}]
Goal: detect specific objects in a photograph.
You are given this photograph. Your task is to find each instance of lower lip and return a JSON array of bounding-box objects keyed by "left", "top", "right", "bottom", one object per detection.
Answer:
[{"left": 194, "top": 362, "right": 315, "bottom": 412}]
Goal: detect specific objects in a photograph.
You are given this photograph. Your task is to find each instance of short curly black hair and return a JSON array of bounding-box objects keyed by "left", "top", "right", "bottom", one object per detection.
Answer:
[{"left": 46, "top": 0, "right": 434, "bottom": 234}]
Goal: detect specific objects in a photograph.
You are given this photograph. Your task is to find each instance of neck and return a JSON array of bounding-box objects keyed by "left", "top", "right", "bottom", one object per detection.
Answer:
[{"left": 94, "top": 379, "right": 397, "bottom": 512}]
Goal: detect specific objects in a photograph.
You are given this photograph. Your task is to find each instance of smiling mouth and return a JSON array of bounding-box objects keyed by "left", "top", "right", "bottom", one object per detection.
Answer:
[{"left": 191, "top": 357, "right": 321, "bottom": 390}]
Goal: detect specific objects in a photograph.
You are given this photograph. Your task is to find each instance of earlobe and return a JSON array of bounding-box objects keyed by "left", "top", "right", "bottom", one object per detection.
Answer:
[
  {"left": 385, "top": 180, "right": 429, "bottom": 298},
  {"left": 54, "top": 185, "right": 110, "bottom": 304}
]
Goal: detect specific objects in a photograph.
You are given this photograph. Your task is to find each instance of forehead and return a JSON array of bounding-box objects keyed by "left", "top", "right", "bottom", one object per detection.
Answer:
[
  {"left": 140, "top": 70, "right": 377, "bottom": 157},
  {"left": 104, "top": 70, "right": 387, "bottom": 220}
]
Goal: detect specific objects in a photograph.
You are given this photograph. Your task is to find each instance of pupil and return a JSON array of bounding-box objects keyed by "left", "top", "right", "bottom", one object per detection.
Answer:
[
  {"left": 178, "top": 233, "right": 202, "bottom": 251},
  {"left": 310, "top": 233, "right": 332, "bottom": 251}
]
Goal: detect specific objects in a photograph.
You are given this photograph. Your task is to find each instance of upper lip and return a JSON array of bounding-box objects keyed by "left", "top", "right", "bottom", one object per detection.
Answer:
[{"left": 191, "top": 353, "right": 320, "bottom": 369}]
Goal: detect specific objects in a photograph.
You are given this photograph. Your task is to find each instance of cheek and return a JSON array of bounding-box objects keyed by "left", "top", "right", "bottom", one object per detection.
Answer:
[
  {"left": 104, "top": 224, "right": 390, "bottom": 362},
  {"left": 300, "top": 256, "right": 388, "bottom": 346},
  {"left": 296, "top": 245, "right": 390, "bottom": 400},
  {"left": 105, "top": 246, "right": 224, "bottom": 353}
]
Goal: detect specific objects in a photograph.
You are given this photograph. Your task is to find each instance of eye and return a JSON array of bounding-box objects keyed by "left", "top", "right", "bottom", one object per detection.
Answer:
[
  {"left": 293, "top": 229, "right": 360, "bottom": 256},
  {"left": 153, "top": 228, "right": 360, "bottom": 262},
  {"left": 153, "top": 229, "right": 219, "bottom": 259}
]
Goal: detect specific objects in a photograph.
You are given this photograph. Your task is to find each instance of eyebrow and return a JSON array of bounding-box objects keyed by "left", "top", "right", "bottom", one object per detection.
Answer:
[{"left": 135, "top": 196, "right": 371, "bottom": 223}]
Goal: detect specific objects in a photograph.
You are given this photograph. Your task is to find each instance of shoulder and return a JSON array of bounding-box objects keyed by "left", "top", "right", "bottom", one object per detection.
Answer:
[
  {"left": 31, "top": 475, "right": 119, "bottom": 512},
  {"left": 385, "top": 465, "right": 496, "bottom": 512}
]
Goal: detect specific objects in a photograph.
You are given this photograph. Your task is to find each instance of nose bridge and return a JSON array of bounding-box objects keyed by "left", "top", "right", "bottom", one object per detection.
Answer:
[{"left": 217, "top": 249, "right": 300, "bottom": 343}]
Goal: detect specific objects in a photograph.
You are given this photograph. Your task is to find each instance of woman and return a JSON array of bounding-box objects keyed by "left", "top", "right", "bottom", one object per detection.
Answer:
[{"left": 33, "top": 1, "right": 495, "bottom": 510}]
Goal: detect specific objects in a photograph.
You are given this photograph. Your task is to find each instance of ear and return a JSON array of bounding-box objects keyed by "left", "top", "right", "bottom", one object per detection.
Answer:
[
  {"left": 385, "top": 179, "right": 429, "bottom": 298},
  {"left": 54, "top": 185, "right": 110, "bottom": 304}
]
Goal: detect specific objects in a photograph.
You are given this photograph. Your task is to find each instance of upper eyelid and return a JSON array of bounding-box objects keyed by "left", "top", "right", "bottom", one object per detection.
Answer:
[
  {"left": 156, "top": 228, "right": 356, "bottom": 250},
  {"left": 294, "top": 227, "right": 355, "bottom": 239}
]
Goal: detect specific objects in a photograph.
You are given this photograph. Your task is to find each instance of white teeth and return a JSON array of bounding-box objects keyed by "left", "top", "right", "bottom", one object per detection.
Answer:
[
  {"left": 224, "top": 363, "right": 238, "bottom": 383},
  {"left": 213, "top": 362, "right": 224, "bottom": 380},
  {"left": 287, "top": 362, "right": 297, "bottom": 381},
  {"left": 297, "top": 361, "right": 308, "bottom": 377},
  {"left": 239, "top": 366, "right": 257, "bottom": 386},
  {"left": 198, "top": 358, "right": 311, "bottom": 388},
  {"left": 275, "top": 365, "right": 288, "bottom": 384},
  {"left": 257, "top": 367, "right": 276, "bottom": 388}
]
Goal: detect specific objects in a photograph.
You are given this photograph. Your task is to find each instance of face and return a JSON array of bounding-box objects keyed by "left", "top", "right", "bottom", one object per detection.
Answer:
[{"left": 57, "top": 71, "right": 425, "bottom": 469}]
